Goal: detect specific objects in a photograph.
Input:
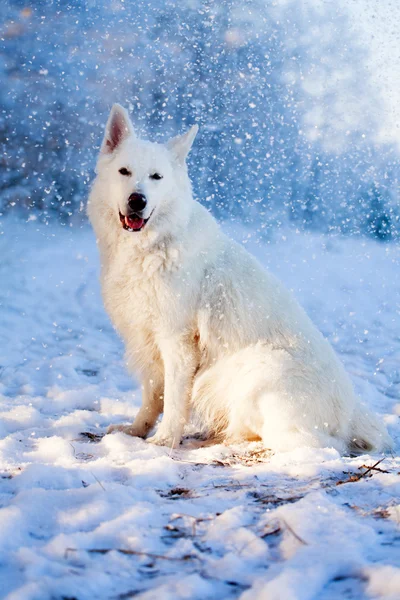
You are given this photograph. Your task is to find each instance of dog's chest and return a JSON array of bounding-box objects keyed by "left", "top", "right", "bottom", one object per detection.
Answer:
[{"left": 101, "top": 243, "right": 190, "bottom": 339}]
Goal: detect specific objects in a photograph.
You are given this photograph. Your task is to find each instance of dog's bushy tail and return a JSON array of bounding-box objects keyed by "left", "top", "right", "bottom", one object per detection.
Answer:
[{"left": 349, "top": 402, "right": 393, "bottom": 455}]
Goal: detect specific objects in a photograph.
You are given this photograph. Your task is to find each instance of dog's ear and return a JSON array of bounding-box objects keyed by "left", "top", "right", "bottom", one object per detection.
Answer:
[
  {"left": 101, "top": 104, "right": 134, "bottom": 154},
  {"left": 167, "top": 125, "right": 198, "bottom": 164}
]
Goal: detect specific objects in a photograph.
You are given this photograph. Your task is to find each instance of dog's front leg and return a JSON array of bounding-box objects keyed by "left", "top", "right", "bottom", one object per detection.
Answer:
[
  {"left": 108, "top": 374, "right": 164, "bottom": 437},
  {"left": 147, "top": 336, "right": 196, "bottom": 448}
]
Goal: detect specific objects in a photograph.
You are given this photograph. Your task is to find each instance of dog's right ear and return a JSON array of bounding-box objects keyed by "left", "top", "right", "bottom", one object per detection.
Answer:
[
  {"left": 167, "top": 125, "right": 198, "bottom": 164},
  {"left": 101, "top": 104, "right": 134, "bottom": 154}
]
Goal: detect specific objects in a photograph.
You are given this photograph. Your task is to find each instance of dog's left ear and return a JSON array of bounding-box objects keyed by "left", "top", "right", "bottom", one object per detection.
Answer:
[
  {"left": 101, "top": 104, "right": 135, "bottom": 154},
  {"left": 167, "top": 125, "right": 198, "bottom": 164}
]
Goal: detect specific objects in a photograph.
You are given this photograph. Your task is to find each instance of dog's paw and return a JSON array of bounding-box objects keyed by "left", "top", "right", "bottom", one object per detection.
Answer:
[
  {"left": 146, "top": 430, "right": 180, "bottom": 448},
  {"left": 107, "top": 423, "right": 146, "bottom": 437}
]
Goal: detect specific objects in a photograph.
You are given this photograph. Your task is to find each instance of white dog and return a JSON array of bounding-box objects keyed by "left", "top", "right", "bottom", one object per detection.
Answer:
[{"left": 88, "top": 104, "right": 392, "bottom": 454}]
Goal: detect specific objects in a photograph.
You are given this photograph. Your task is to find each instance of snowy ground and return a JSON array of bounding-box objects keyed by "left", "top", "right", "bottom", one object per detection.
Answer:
[{"left": 0, "top": 220, "right": 399, "bottom": 600}]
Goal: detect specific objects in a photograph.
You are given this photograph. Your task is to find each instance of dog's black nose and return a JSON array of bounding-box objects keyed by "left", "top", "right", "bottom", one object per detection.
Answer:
[{"left": 128, "top": 193, "right": 147, "bottom": 213}]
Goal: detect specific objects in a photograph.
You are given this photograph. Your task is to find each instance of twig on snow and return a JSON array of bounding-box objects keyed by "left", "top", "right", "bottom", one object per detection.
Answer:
[
  {"left": 280, "top": 518, "right": 308, "bottom": 546},
  {"left": 336, "top": 458, "right": 386, "bottom": 486},
  {"left": 169, "top": 513, "right": 216, "bottom": 536},
  {"left": 89, "top": 470, "right": 106, "bottom": 491},
  {"left": 359, "top": 462, "right": 389, "bottom": 474},
  {"left": 210, "top": 482, "right": 251, "bottom": 490},
  {"left": 259, "top": 524, "right": 282, "bottom": 539},
  {"left": 65, "top": 547, "right": 200, "bottom": 562}
]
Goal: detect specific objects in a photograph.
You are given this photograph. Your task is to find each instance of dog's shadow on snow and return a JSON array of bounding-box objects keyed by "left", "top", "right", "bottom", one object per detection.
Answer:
[
  {"left": 179, "top": 433, "right": 221, "bottom": 450},
  {"left": 78, "top": 430, "right": 273, "bottom": 466}
]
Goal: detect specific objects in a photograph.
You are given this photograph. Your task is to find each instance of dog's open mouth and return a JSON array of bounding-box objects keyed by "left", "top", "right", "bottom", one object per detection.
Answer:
[{"left": 119, "top": 211, "right": 153, "bottom": 232}]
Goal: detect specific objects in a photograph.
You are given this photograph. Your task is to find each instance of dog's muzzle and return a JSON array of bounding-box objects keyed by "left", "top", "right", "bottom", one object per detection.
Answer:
[{"left": 119, "top": 193, "right": 153, "bottom": 232}]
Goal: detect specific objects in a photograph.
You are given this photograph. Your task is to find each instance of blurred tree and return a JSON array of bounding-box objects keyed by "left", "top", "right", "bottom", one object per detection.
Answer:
[{"left": 365, "top": 183, "right": 392, "bottom": 241}]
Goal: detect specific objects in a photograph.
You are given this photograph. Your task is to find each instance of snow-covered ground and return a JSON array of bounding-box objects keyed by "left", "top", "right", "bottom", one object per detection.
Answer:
[{"left": 0, "top": 220, "right": 399, "bottom": 600}]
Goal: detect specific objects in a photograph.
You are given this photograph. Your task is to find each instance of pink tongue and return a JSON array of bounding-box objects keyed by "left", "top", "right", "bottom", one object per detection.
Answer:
[{"left": 125, "top": 216, "right": 144, "bottom": 230}]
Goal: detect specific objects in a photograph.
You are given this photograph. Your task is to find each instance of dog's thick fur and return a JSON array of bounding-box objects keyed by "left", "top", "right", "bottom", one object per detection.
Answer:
[{"left": 88, "top": 104, "right": 392, "bottom": 453}]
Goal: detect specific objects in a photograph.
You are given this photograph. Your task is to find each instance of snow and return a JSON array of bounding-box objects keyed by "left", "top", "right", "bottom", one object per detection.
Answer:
[{"left": 0, "top": 220, "right": 399, "bottom": 600}]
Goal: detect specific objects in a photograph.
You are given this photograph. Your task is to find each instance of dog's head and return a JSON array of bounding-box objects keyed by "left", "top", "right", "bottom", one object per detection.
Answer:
[{"left": 92, "top": 104, "right": 198, "bottom": 236}]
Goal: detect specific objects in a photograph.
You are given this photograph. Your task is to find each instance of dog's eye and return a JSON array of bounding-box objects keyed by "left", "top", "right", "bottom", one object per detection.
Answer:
[
  {"left": 119, "top": 167, "right": 132, "bottom": 176},
  {"left": 150, "top": 173, "right": 163, "bottom": 180}
]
